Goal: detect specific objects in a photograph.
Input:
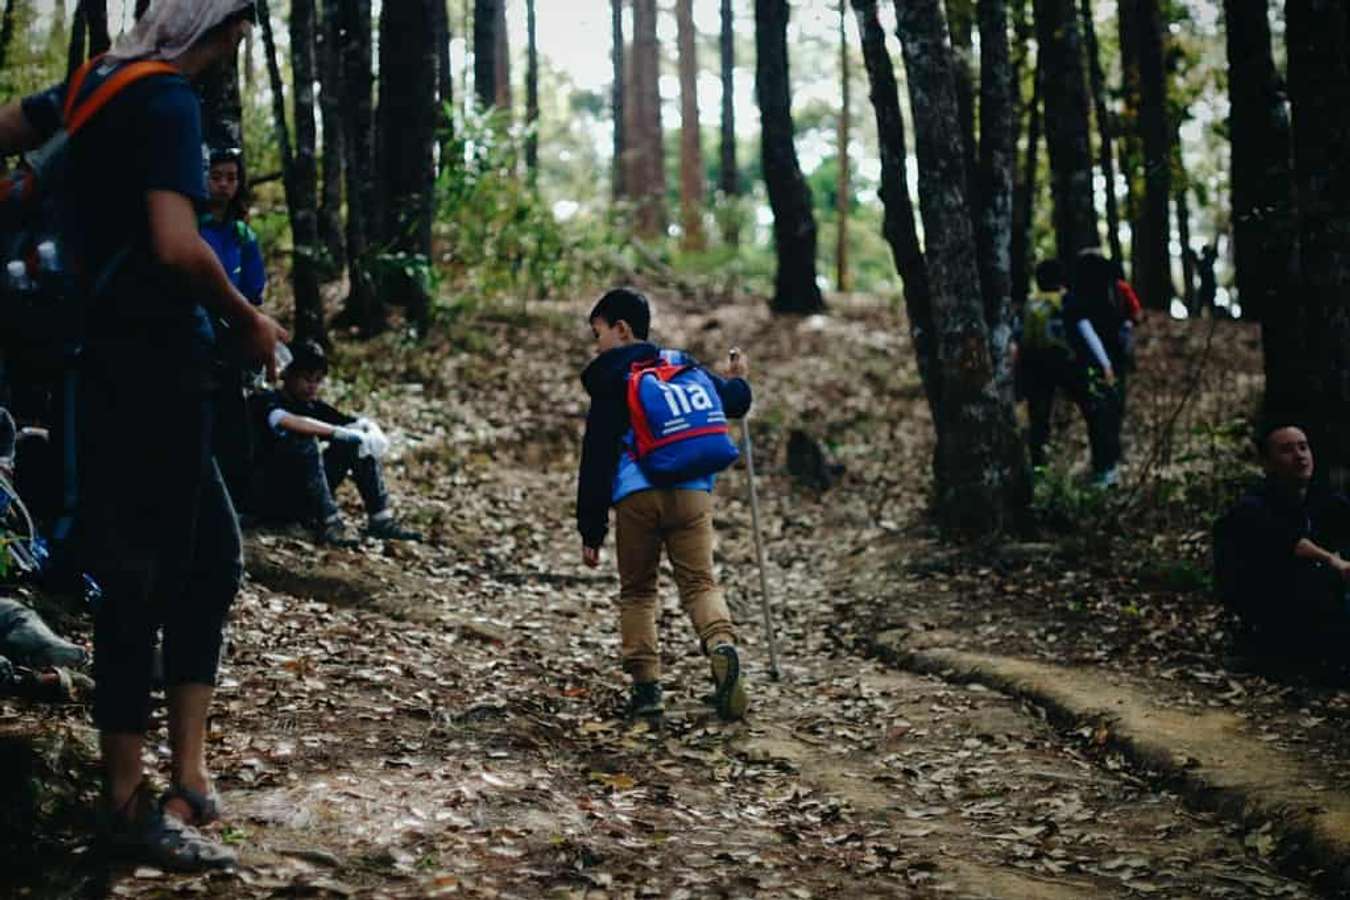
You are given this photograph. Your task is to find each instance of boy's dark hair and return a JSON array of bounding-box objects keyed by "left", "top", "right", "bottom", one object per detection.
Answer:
[
  {"left": 1034, "top": 259, "right": 1065, "bottom": 292},
  {"left": 589, "top": 288, "right": 651, "bottom": 340},
  {"left": 286, "top": 339, "right": 328, "bottom": 377},
  {"left": 1254, "top": 418, "right": 1308, "bottom": 457}
]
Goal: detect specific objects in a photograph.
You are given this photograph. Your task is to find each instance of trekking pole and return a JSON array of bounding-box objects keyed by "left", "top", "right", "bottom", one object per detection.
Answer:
[{"left": 730, "top": 348, "right": 782, "bottom": 681}]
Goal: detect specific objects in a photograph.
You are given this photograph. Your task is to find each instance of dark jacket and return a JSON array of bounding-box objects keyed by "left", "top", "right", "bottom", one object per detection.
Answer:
[{"left": 576, "top": 342, "right": 751, "bottom": 548}]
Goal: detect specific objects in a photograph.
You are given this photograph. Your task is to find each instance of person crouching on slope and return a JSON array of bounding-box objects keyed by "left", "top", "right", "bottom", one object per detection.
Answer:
[{"left": 577, "top": 287, "right": 752, "bottom": 722}]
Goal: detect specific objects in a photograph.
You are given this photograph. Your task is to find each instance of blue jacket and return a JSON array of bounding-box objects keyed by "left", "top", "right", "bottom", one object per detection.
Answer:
[
  {"left": 577, "top": 342, "right": 752, "bottom": 549},
  {"left": 200, "top": 214, "right": 266, "bottom": 304}
]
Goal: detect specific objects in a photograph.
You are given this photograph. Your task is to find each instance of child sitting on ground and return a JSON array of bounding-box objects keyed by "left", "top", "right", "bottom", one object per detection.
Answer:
[
  {"left": 577, "top": 288, "right": 752, "bottom": 722},
  {"left": 247, "top": 340, "right": 420, "bottom": 546}
]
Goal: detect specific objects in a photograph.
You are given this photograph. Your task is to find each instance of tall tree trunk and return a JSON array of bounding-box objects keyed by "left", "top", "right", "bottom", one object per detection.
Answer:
[
  {"left": 1011, "top": 55, "right": 1042, "bottom": 309},
  {"left": 1222, "top": 0, "right": 1297, "bottom": 389},
  {"left": 1118, "top": 0, "right": 1143, "bottom": 283},
  {"left": 945, "top": 0, "right": 979, "bottom": 214},
  {"left": 1174, "top": 136, "right": 1196, "bottom": 313},
  {"left": 0, "top": 0, "right": 17, "bottom": 74},
  {"left": 377, "top": 0, "right": 437, "bottom": 334},
  {"left": 851, "top": 0, "right": 935, "bottom": 407},
  {"left": 976, "top": 0, "right": 1016, "bottom": 404},
  {"left": 317, "top": 0, "right": 347, "bottom": 274},
  {"left": 755, "top": 0, "right": 824, "bottom": 314},
  {"left": 611, "top": 0, "right": 626, "bottom": 201},
  {"left": 677, "top": 0, "right": 706, "bottom": 251},
  {"left": 66, "top": 2, "right": 86, "bottom": 79},
  {"left": 836, "top": 0, "right": 851, "bottom": 292},
  {"left": 473, "top": 0, "right": 498, "bottom": 111},
  {"left": 719, "top": 0, "right": 739, "bottom": 245},
  {"left": 338, "top": 0, "right": 382, "bottom": 335},
  {"left": 260, "top": 0, "right": 327, "bottom": 345},
  {"left": 196, "top": 52, "right": 243, "bottom": 152},
  {"left": 1133, "top": 0, "right": 1171, "bottom": 309},
  {"left": 632, "top": 0, "right": 667, "bottom": 239},
  {"left": 525, "top": 0, "right": 538, "bottom": 178},
  {"left": 1286, "top": 0, "right": 1350, "bottom": 485},
  {"left": 433, "top": 0, "right": 455, "bottom": 164},
  {"left": 1079, "top": 0, "right": 1123, "bottom": 265},
  {"left": 895, "top": 0, "right": 1029, "bottom": 536},
  {"left": 84, "top": 0, "right": 108, "bottom": 56},
  {"left": 1033, "top": 0, "right": 1097, "bottom": 259},
  {"left": 493, "top": 0, "right": 511, "bottom": 113}
]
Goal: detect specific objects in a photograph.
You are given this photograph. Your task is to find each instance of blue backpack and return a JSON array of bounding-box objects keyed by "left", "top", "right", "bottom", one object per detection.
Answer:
[{"left": 626, "top": 357, "right": 740, "bottom": 484}]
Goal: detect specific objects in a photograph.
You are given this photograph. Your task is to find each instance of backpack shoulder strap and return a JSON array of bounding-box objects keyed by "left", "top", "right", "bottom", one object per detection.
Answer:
[{"left": 63, "top": 58, "right": 181, "bottom": 137}]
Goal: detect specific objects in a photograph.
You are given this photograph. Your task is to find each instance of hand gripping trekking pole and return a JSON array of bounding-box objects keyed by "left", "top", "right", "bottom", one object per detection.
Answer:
[{"left": 730, "top": 349, "right": 782, "bottom": 681}]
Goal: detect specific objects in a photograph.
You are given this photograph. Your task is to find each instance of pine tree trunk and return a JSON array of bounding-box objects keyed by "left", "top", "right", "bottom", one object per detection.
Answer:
[
  {"left": 317, "top": 0, "right": 347, "bottom": 274},
  {"left": 1117, "top": 0, "right": 1143, "bottom": 284},
  {"left": 1175, "top": 138, "right": 1195, "bottom": 314},
  {"left": 525, "top": 0, "right": 538, "bottom": 177},
  {"left": 1134, "top": 0, "right": 1171, "bottom": 309},
  {"left": 755, "top": 0, "right": 824, "bottom": 314},
  {"left": 338, "top": 0, "right": 382, "bottom": 335},
  {"left": 836, "top": 0, "right": 851, "bottom": 292},
  {"left": 851, "top": 0, "right": 935, "bottom": 408},
  {"left": 945, "top": 0, "right": 980, "bottom": 214},
  {"left": 1286, "top": 0, "right": 1350, "bottom": 485},
  {"left": 632, "top": 0, "right": 667, "bottom": 239},
  {"left": 976, "top": 0, "right": 1015, "bottom": 404},
  {"left": 895, "top": 0, "right": 1029, "bottom": 536},
  {"left": 1223, "top": 0, "right": 1296, "bottom": 381},
  {"left": 376, "top": 0, "right": 437, "bottom": 334},
  {"left": 433, "top": 0, "right": 455, "bottom": 163},
  {"left": 1079, "top": 0, "right": 1123, "bottom": 265},
  {"left": 494, "top": 0, "right": 511, "bottom": 113},
  {"left": 260, "top": 0, "right": 327, "bottom": 345},
  {"left": 719, "top": 0, "right": 739, "bottom": 245},
  {"left": 1033, "top": 0, "right": 1098, "bottom": 258},
  {"left": 84, "top": 0, "right": 108, "bottom": 56},
  {"left": 1011, "top": 56, "right": 1042, "bottom": 309},
  {"left": 611, "top": 0, "right": 626, "bottom": 200},
  {"left": 473, "top": 0, "right": 497, "bottom": 112},
  {"left": 677, "top": 0, "right": 706, "bottom": 252}
]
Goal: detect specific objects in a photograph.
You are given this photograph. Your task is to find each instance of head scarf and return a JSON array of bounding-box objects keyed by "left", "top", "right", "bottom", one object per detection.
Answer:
[{"left": 106, "top": 0, "right": 255, "bottom": 63}]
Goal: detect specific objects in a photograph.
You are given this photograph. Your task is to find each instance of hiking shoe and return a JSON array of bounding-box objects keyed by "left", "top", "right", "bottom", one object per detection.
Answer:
[
  {"left": 100, "top": 783, "right": 237, "bottom": 873},
  {"left": 316, "top": 519, "right": 360, "bottom": 548},
  {"left": 709, "top": 644, "right": 748, "bottom": 721},
  {"left": 626, "top": 681, "right": 664, "bottom": 720},
  {"left": 366, "top": 517, "right": 423, "bottom": 542}
]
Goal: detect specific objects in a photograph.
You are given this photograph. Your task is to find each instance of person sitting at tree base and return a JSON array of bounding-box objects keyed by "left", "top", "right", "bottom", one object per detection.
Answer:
[
  {"left": 1214, "top": 422, "right": 1350, "bottom": 670},
  {"left": 247, "top": 340, "right": 420, "bottom": 547}
]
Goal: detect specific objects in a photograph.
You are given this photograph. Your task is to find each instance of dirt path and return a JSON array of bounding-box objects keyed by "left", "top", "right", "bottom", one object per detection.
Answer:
[{"left": 0, "top": 295, "right": 1330, "bottom": 897}]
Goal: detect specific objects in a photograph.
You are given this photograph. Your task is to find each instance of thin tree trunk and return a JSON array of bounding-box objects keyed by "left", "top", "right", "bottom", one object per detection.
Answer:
[
  {"left": 494, "top": 0, "right": 511, "bottom": 113},
  {"left": 719, "top": 0, "right": 739, "bottom": 245},
  {"left": 611, "top": 0, "right": 626, "bottom": 200},
  {"left": 677, "top": 0, "right": 706, "bottom": 251},
  {"left": 1286, "top": 0, "right": 1350, "bottom": 485},
  {"left": 1222, "top": 0, "right": 1297, "bottom": 384},
  {"left": 977, "top": 0, "right": 1016, "bottom": 404},
  {"left": 755, "top": 0, "right": 824, "bottom": 314},
  {"left": 1033, "top": 0, "right": 1098, "bottom": 258},
  {"left": 945, "top": 0, "right": 980, "bottom": 215},
  {"left": 525, "top": 0, "right": 538, "bottom": 178},
  {"left": 1079, "top": 0, "right": 1122, "bottom": 264},
  {"left": 0, "top": 0, "right": 17, "bottom": 74},
  {"left": 433, "top": 0, "right": 455, "bottom": 165},
  {"left": 1118, "top": 0, "right": 1143, "bottom": 283},
  {"left": 244, "top": 24, "right": 256, "bottom": 93},
  {"left": 338, "top": 0, "right": 382, "bottom": 335},
  {"left": 895, "top": 0, "right": 1029, "bottom": 536},
  {"left": 196, "top": 52, "right": 242, "bottom": 152},
  {"left": 1011, "top": 55, "right": 1042, "bottom": 309},
  {"left": 473, "top": 0, "right": 498, "bottom": 112},
  {"left": 851, "top": 0, "right": 935, "bottom": 408},
  {"left": 1134, "top": 0, "right": 1172, "bottom": 309},
  {"left": 632, "top": 0, "right": 667, "bottom": 238},
  {"left": 260, "top": 0, "right": 327, "bottom": 345},
  {"left": 836, "top": 0, "right": 851, "bottom": 292},
  {"left": 1175, "top": 137, "right": 1195, "bottom": 313},
  {"left": 317, "top": 0, "right": 347, "bottom": 274},
  {"left": 84, "top": 0, "right": 108, "bottom": 56}
]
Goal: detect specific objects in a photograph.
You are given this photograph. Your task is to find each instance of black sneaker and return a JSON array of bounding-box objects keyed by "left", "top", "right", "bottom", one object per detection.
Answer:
[
  {"left": 316, "top": 519, "right": 360, "bottom": 548},
  {"left": 709, "top": 645, "right": 748, "bottom": 721},
  {"left": 366, "top": 517, "right": 423, "bottom": 541},
  {"left": 626, "top": 681, "right": 664, "bottom": 720}
]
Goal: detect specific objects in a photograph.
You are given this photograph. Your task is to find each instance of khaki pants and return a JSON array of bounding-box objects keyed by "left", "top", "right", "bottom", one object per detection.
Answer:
[{"left": 614, "top": 489, "right": 737, "bottom": 682}]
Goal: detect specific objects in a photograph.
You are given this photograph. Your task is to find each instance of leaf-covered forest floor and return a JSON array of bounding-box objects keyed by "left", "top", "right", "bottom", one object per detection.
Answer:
[{"left": 1, "top": 289, "right": 1341, "bottom": 898}]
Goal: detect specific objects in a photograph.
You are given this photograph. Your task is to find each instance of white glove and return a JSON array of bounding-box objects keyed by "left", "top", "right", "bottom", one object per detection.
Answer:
[
  {"left": 331, "top": 426, "right": 364, "bottom": 445},
  {"left": 356, "top": 420, "right": 390, "bottom": 460}
]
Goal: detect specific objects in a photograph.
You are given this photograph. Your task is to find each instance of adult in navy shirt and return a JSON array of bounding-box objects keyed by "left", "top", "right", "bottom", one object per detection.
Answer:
[{"left": 0, "top": 0, "right": 286, "bottom": 871}]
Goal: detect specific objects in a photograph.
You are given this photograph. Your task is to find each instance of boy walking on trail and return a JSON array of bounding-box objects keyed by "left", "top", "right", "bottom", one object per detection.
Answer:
[
  {"left": 577, "top": 288, "right": 752, "bottom": 722},
  {"left": 248, "top": 340, "right": 420, "bottom": 546}
]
